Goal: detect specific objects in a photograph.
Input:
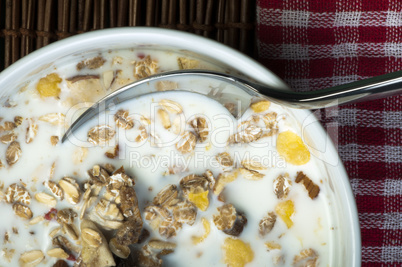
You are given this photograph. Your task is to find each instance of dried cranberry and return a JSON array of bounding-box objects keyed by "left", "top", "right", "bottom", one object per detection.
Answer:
[
  {"left": 67, "top": 254, "right": 76, "bottom": 261},
  {"left": 44, "top": 208, "right": 58, "bottom": 221},
  {"left": 137, "top": 53, "right": 145, "bottom": 59}
]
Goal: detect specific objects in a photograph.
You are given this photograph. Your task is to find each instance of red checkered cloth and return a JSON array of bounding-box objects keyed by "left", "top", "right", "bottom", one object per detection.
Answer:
[{"left": 256, "top": 0, "right": 402, "bottom": 266}]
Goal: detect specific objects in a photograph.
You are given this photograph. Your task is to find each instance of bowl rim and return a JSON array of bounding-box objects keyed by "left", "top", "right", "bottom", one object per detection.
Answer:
[
  {"left": 0, "top": 27, "right": 290, "bottom": 90},
  {"left": 0, "top": 27, "right": 361, "bottom": 266}
]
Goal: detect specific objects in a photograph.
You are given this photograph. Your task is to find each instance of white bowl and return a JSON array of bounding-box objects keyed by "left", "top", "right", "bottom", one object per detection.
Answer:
[{"left": 0, "top": 27, "right": 361, "bottom": 266}]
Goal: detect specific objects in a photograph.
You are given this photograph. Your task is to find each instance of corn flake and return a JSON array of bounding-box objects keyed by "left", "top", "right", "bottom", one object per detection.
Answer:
[
  {"left": 36, "top": 73, "right": 62, "bottom": 98},
  {"left": 276, "top": 131, "right": 310, "bottom": 165},
  {"left": 222, "top": 237, "right": 254, "bottom": 267}
]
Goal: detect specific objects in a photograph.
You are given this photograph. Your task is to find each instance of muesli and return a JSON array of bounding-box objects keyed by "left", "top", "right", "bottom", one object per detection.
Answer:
[{"left": 0, "top": 49, "right": 333, "bottom": 266}]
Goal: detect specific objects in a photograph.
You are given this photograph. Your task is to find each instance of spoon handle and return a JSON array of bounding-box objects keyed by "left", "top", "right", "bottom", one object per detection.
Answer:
[{"left": 252, "top": 70, "right": 402, "bottom": 109}]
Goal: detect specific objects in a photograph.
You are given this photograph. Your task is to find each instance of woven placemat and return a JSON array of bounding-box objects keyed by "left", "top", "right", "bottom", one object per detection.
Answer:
[{"left": 0, "top": 0, "right": 256, "bottom": 71}]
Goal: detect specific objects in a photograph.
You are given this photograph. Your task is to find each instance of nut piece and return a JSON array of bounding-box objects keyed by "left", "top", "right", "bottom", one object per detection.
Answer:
[
  {"left": 259, "top": 212, "right": 277, "bottom": 236},
  {"left": 5, "top": 183, "right": 31, "bottom": 205},
  {"left": 109, "top": 238, "right": 130, "bottom": 259},
  {"left": 175, "top": 131, "right": 196, "bottom": 154},
  {"left": 87, "top": 125, "right": 116, "bottom": 145},
  {"left": 66, "top": 75, "right": 105, "bottom": 105},
  {"left": 215, "top": 152, "right": 233, "bottom": 168},
  {"left": 47, "top": 248, "right": 69, "bottom": 259},
  {"left": 114, "top": 109, "right": 134, "bottom": 129},
  {"left": 189, "top": 117, "right": 209, "bottom": 142},
  {"left": 82, "top": 228, "right": 103, "bottom": 248},
  {"left": 159, "top": 99, "right": 183, "bottom": 114},
  {"left": 157, "top": 109, "right": 171, "bottom": 129},
  {"left": 58, "top": 177, "right": 81, "bottom": 204},
  {"left": 19, "top": 250, "right": 44, "bottom": 267},
  {"left": 273, "top": 173, "right": 292, "bottom": 199},
  {"left": 13, "top": 203, "right": 33, "bottom": 220},
  {"left": 6, "top": 141, "right": 22, "bottom": 166},
  {"left": 35, "top": 192, "right": 57, "bottom": 207},
  {"left": 80, "top": 219, "right": 115, "bottom": 266},
  {"left": 295, "top": 171, "right": 320, "bottom": 199},
  {"left": 213, "top": 204, "right": 247, "bottom": 236},
  {"left": 239, "top": 167, "right": 265, "bottom": 181},
  {"left": 293, "top": 248, "right": 319, "bottom": 267}
]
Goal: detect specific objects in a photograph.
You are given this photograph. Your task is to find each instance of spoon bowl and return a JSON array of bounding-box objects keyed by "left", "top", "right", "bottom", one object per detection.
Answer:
[{"left": 62, "top": 68, "right": 402, "bottom": 143}]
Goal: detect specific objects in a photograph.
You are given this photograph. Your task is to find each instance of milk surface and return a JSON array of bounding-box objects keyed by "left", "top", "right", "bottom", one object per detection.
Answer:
[{"left": 0, "top": 49, "right": 335, "bottom": 266}]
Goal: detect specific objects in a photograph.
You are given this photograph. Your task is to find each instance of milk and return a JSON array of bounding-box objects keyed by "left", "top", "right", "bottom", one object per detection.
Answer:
[{"left": 0, "top": 49, "right": 335, "bottom": 266}]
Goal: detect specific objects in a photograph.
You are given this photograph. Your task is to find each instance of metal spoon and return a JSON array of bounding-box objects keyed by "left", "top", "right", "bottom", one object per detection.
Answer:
[{"left": 62, "top": 69, "right": 402, "bottom": 143}]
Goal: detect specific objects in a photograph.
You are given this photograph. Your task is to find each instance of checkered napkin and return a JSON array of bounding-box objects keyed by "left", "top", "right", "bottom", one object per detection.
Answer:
[{"left": 256, "top": 0, "right": 402, "bottom": 266}]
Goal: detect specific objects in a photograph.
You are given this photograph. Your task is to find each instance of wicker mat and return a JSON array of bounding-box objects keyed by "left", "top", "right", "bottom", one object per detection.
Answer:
[{"left": 0, "top": 0, "right": 256, "bottom": 71}]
